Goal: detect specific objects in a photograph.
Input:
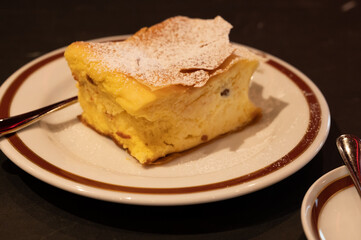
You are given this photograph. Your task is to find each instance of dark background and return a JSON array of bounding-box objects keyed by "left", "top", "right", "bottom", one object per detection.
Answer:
[{"left": 0, "top": 0, "right": 360, "bottom": 239}]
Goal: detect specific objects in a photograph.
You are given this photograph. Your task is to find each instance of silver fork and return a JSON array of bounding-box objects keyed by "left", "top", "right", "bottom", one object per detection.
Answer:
[{"left": 0, "top": 96, "right": 78, "bottom": 137}]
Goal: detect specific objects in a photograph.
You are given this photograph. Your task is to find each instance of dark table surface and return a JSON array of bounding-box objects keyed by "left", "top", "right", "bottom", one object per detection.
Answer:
[{"left": 1, "top": 0, "right": 360, "bottom": 239}]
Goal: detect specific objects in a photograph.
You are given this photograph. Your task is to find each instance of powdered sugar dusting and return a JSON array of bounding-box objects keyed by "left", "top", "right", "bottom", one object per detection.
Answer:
[{"left": 84, "top": 16, "right": 242, "bottom": 89}]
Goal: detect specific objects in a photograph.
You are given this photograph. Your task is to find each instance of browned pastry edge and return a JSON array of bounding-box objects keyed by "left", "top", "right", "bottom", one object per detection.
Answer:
[
  {"left": 77, "top": 108, "right": 261, "bottom": 165},
  {"left": 149, "top": 109, "right": 262, "bottom": 165}
]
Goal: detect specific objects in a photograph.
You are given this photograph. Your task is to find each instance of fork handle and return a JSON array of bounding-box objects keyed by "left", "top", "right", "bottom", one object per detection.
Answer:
[
  {"left": 336, "top": 134, "right": 361, "bottom": 197},
  {"left": 0, "top": 96, "right": 78, "bottom": 137}
]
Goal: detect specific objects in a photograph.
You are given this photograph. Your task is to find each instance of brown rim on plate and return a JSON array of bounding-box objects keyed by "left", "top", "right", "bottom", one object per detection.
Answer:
[
  {"left": 0, "top": 41, "right": 322, "bottom": 194},
  {"left": 310, "top": 175, "right": 353, "bottom": 240}
]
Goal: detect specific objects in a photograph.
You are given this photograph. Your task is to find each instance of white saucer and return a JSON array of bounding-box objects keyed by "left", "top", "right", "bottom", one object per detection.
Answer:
[{"left": 301, "top": 166, "right": 361, "bottom": 240}]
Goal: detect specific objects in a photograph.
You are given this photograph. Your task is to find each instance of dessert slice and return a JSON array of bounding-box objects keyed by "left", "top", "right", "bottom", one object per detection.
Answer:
[{"left": 64, "top": 16, "right": 260, "bottom": 164}]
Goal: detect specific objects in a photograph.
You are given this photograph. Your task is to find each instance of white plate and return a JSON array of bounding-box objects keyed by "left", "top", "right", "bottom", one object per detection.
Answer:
[
  {"left": 301, "top": 166, "right": 361, "bottom": 240},
  {"left": 0, "top": 36, "right": 330, "bottom": 206}
]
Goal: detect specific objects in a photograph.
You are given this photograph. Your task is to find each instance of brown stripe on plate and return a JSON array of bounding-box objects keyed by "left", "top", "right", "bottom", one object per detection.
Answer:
[
  {"left": 310, "top": 175, "right": 353, "bottom": 240},
  {"left": 0, "top": 44, "right": 322, "bottom": 194},
  {"left": 0, "top": 52, "right": 64, "bottom": 119}
]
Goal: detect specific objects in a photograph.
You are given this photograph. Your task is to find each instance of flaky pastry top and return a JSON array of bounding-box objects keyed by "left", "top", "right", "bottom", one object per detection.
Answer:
[{"left": 73, "top": 16, "right": 256, "bottom": 90}]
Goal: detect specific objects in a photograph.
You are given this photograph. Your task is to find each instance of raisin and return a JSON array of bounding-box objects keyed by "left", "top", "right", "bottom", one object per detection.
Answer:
[
  {"left": 116, "top": 131, "right": 131, "bottom": 139},
  {"left": 220, "top": 88, "right": 230, "bottom": 97},
  {"left": 86, "top": 75, "right": 96, "bottom": 85},
  {"left": 201, "top": 135, "right": 208, "bottom": 141}
]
